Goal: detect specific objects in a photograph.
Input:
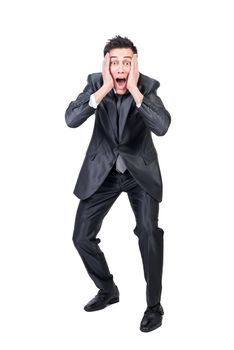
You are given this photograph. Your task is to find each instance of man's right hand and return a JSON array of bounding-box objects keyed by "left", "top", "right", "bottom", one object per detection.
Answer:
[
  {"left": 93, "top": 53, "right": 114, "bottom": 105},
  {"left": 102, "top": 53, "right": 114, "bottom": 91}
]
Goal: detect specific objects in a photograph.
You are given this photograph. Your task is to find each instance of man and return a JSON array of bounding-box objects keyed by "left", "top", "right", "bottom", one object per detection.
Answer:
[{"left": 65, "top": 35, "right": 171, "bottom": 332}]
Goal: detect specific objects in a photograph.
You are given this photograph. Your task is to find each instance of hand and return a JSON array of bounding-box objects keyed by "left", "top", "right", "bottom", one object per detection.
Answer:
[
  {"left": 102, "top": 53, "right": 114, "bottom": 91},
  {"left": 127, "top": 54, "right": 140, "bottom": 91}
]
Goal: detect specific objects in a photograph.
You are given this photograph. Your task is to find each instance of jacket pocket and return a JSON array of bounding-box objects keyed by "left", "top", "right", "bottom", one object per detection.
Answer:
[{"left": 142, "top": 148, "right": 157, "bottom": 165}]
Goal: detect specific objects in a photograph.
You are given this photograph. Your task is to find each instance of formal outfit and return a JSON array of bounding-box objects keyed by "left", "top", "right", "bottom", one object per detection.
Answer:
[{"left": 65, "top": 72, "right": 171, "bottom": 310}]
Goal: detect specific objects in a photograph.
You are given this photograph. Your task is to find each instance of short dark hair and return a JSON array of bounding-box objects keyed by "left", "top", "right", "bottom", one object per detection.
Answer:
[{"left": 103, "top": 35, "right": 138, "bottom": 56}]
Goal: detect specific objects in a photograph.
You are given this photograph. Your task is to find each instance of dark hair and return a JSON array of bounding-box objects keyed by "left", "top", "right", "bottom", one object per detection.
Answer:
[{"left": 103, "top": 35, "right": 138, "bottom": 56}]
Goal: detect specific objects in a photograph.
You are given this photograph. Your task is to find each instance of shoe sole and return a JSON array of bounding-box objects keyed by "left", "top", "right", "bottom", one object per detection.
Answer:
[
  {"left": 84, "top": 297, "right": 119, "bottom": 312},
  {"left": 140, "top": 321, "right": 162, "bottom": 332},
  {"left": 108, "top": 297, "right": 119, "bottom": 305}
]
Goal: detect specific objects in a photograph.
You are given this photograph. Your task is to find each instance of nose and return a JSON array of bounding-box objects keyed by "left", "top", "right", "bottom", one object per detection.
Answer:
[{"left": 117, "top": 64, "right": 124, "bottom": 73}]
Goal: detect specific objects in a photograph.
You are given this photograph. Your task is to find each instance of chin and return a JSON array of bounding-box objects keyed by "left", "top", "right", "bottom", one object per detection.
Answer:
[
  {"left": 116, "top": 90, "right": 127, "bottom": 95},
  {"left": 115, "top": 86, "right": 127, "bottom": 95}
]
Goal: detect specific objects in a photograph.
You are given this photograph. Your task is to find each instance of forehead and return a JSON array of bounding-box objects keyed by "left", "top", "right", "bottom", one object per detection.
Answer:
[{"left": 109, "top": 48, "right": 134, "bottom": 59}]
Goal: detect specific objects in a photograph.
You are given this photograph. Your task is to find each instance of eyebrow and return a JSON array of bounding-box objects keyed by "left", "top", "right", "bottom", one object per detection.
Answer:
[{"left": 110, "top": 56, "right": 132, "bottom": 59}]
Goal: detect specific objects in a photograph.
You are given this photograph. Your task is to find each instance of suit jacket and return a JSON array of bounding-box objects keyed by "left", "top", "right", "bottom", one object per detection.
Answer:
[{"left": 65, "top": 72, "right": 171, "bottom": 202}]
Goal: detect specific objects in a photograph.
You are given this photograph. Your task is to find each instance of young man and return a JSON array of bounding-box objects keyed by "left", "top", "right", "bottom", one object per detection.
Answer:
[{"left": 65, "top": 35, "right": 171, "bottom": 332}]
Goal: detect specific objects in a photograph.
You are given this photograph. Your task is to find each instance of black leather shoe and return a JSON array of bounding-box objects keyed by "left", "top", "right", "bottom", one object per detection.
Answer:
[
  {"left": 84, "top": 285, "right": 119, "bottom": 312},
  {"left": 140, "top": 303, "right": 164, "bottom": 332}
]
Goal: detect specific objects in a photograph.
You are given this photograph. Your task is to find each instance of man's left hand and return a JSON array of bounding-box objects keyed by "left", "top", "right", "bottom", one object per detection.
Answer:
[
  {"left": 127, "top": 54, "right": 140, "bottom": 91},
  {"left": 127, "top": 54, "right": 143, "bottom": 106}
]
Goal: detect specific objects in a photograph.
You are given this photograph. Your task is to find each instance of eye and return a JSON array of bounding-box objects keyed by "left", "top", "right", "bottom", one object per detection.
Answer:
[{"left": 123, "top": 61, "right": 131, "bottom": 66}]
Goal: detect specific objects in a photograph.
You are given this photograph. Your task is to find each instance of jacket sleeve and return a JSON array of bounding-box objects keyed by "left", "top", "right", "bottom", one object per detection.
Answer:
[
  {"left": 137, "top": 83, "right": 171, "bottom": 136},
  {"left": 65, "top": 75, "right": 96, "bottom": 128}
]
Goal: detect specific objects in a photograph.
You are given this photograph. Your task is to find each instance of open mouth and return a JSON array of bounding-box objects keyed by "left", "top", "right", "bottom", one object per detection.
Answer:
[{"left": 116, "top": 78, "right": 127, "bottom": 88}]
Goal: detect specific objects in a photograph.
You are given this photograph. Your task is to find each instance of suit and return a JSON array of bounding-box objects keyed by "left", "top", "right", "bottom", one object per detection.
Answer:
[
  {"left": 65, "top": 72, "right": 171, "bottom": 202},
  {"left": 65, "top": 72, "right": 171, "bottom": 307}
]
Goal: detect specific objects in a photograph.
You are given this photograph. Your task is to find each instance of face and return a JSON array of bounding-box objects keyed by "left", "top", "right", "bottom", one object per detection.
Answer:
[{"left": 109, "top": 48, "right": 134, "bottom": 95}]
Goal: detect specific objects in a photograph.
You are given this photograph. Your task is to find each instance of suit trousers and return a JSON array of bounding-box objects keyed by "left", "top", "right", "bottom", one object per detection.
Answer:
[{"left": 72, "top": 165, "right": 164, "bottom": 307}]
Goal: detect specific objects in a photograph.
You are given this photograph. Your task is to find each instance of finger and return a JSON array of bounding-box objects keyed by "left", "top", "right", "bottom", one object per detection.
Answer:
[
  {"left": 106, "top": 52, "right": 110, "bottom": 63},
  {"left": 134, "top": 54, "right": 139, "bottom": 67},
  {"left": 130, "top": 55, "right": 136, "bottom": 72},
  {"left": 103, "top": 54, "right": 110, "bottom": 72},
  {"left": 132, "top": 54, "right": 138, "bottom": 69},
  {"left": 133, "top": 55, "right": 139, "bottom": 80},
  {"left": 103, "top": 53, "right": 109, "bottom": 66},
  {"left": 134, "top": 55, "right": 139, "bottom": 71},
  {"left": 132, "top": 54, "right": 137, "bottom": 61}
]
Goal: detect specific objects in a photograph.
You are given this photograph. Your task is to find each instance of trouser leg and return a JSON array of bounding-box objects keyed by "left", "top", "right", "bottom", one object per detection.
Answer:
[
  {"left": 72, "top": 172, "right": 120, "bottom": 292},
  {"left": 127, "top": 185, "right": 164, "bottom": 307}
]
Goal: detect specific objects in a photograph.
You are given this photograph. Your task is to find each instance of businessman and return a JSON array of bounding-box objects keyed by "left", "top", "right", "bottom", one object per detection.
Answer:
[{"left": 65, "top": 35, "right": 171, "bottom": 332}]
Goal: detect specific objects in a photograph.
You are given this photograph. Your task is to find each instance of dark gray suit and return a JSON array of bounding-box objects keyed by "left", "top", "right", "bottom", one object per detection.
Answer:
[
  {"left": 65, "top": 72, "right": 171, "bottom": 307},
  {"left": 65, "top": 73, "right": 171, "bottom": 202}
]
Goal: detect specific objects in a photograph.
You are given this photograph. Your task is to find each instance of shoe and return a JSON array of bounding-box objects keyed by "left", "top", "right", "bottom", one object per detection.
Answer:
[
  {"left": 84, "top": 285, "right": 119, "bottom": 312},
  {"left": 140, "top": 303, "right": 164, "bottom": 332}
]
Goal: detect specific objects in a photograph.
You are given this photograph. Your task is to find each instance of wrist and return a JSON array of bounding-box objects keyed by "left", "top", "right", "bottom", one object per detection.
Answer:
[
  {"left": 94, "top": 83, "right": 113, "bottom": 105},
  {"left": 103, "top": 82, "right": 113, "bottom": 93},
  {"left": 127, "top": 84, "right": 137, "bottom": 94},
  {"left": 128, "top": 85, "right": 143, "bottom": 106}
]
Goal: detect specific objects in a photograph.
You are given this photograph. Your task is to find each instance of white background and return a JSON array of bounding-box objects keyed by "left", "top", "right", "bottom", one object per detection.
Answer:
[{"left": 1, "top": 0, "right": 234, "bottom": 349}]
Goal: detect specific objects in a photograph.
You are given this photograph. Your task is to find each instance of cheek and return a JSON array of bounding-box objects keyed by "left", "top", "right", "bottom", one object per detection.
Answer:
[
  {"left": 125, "top": 67, "right": 131, "bottom": 74},
  {"left": 110, "top": 66, "right": 116, "bottom": 76}
]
